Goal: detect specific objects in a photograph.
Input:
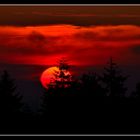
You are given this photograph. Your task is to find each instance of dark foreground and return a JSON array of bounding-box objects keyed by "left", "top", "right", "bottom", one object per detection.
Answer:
[{"left": 0, "top": 96, "right": 140, "bottom": 135}]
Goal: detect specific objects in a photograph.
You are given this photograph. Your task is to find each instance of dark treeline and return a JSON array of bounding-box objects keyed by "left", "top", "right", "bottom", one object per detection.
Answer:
[{"left": 0, "top": 58, "right": 140, "bottom": 134}]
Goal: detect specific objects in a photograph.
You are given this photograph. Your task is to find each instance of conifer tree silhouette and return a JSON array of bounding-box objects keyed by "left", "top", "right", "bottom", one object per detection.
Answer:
[
  {"left": 100, "top": 57, "right": 128, "bottom": 97},
  {"left": 54, "top": 58, "right": 72, "bottom": 89},
  {"left": 41, "top": 58, "right": 77, "bottom": 117},
  {"left": 0, "top": 70, "right": 23, "bottom": 116},
  {"left": 45, "top": 58, "right": 74, "bottom": 96}
]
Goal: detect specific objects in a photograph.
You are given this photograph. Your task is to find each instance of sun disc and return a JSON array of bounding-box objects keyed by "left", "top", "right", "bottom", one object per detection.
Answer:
[
  {"left": 40, "top": 66, "right": 72, "bottom": 89},
  {"left": 40, "top": 66, "right": 59, "bottom": 89}
]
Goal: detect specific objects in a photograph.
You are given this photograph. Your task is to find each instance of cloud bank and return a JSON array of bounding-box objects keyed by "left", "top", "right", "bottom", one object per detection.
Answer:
[{"left": 0, "top": 24, "right": 140, "bottom": 65}]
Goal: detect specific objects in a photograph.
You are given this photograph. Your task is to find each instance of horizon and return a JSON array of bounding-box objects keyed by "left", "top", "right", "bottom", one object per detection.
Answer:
[{"left": 0, "top": 62, "right": 140, "bottom": 112}]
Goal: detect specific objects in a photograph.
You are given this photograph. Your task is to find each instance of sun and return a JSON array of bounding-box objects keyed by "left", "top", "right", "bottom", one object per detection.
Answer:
[
  {"left": 40, "top": 66, "right": 71, "bottom": 89},
  {"left": 40, "top": 66, "right": 59, "bottom": 89}
]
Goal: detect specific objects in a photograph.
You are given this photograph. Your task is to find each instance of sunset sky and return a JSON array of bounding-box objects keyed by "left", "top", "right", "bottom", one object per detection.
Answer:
[
  {"left": 1, "top": 6, "right": 140, "bottom": 111},
  {"left": 0, "top": 6, "right": 140, "bottom": 66}
]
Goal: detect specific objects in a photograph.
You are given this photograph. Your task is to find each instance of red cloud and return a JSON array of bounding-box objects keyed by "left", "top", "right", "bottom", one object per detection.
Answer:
[{"left": 0, "top": 24, "right": 140, "bottom": 65}]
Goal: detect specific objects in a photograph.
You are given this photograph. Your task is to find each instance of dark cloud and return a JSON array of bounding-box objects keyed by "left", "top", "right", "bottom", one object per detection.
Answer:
[
  {"left": 73, "top": 26, "right": 140, "bottom": 42},
  {"left": 27, "top": 31, "right": 47, "bottom": 48},
  {"left": 73, "top": 31, "right": 98, "bottom": 40},
  {"left": 27, "top": 31, "right": 46, "bottom": 42},
  {"left": 0, "top": 31, "right": 70, "bottom": 57},
  {"left": 0, "top": 6, "right": 140, "bottom": 26}
]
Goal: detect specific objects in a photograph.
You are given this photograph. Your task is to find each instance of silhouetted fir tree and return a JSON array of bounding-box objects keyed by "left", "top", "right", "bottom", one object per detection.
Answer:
[
  {"left": 54, "top": 58, "right": 72, "bottom": 89},
  {"left": 100, "top": 58, "right": 128, "bottom": 98},
  {"left": 41, "top": 58, "right": 79, "bottom": 117},
  {"left": 44, "top": 58, "right": 74, "bottom": 97},
  {"left": 0, "top": 70, "right": 23, "bottom": 117}
]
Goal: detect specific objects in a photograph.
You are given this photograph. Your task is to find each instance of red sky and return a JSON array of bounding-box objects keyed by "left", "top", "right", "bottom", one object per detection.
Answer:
[
  {"left": 0, "top": 24, "right": 140, "bottom": 66},
  {"left": 0, "top": 6, "right": 140, "bottom": 66},
  {"left": 1, "top": 6, "right": 140, "bottom": 105}
]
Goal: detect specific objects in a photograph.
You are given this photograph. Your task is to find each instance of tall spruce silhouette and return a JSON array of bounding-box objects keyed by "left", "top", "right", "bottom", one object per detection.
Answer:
[
  {"left": 100, "top": 58, "right": 128, "bottom": 97},
  {"left": 47, "top": 58, "right": 73, "bottom": 96},
  {"left": 41, "top": 58, "right": 77, "bottom": 117},
  {"left": 54, "top": 58, "right": 72, "bottom": 89},
  {"left": 0, "top": 70, "right": 23, "bottom": 116}
]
